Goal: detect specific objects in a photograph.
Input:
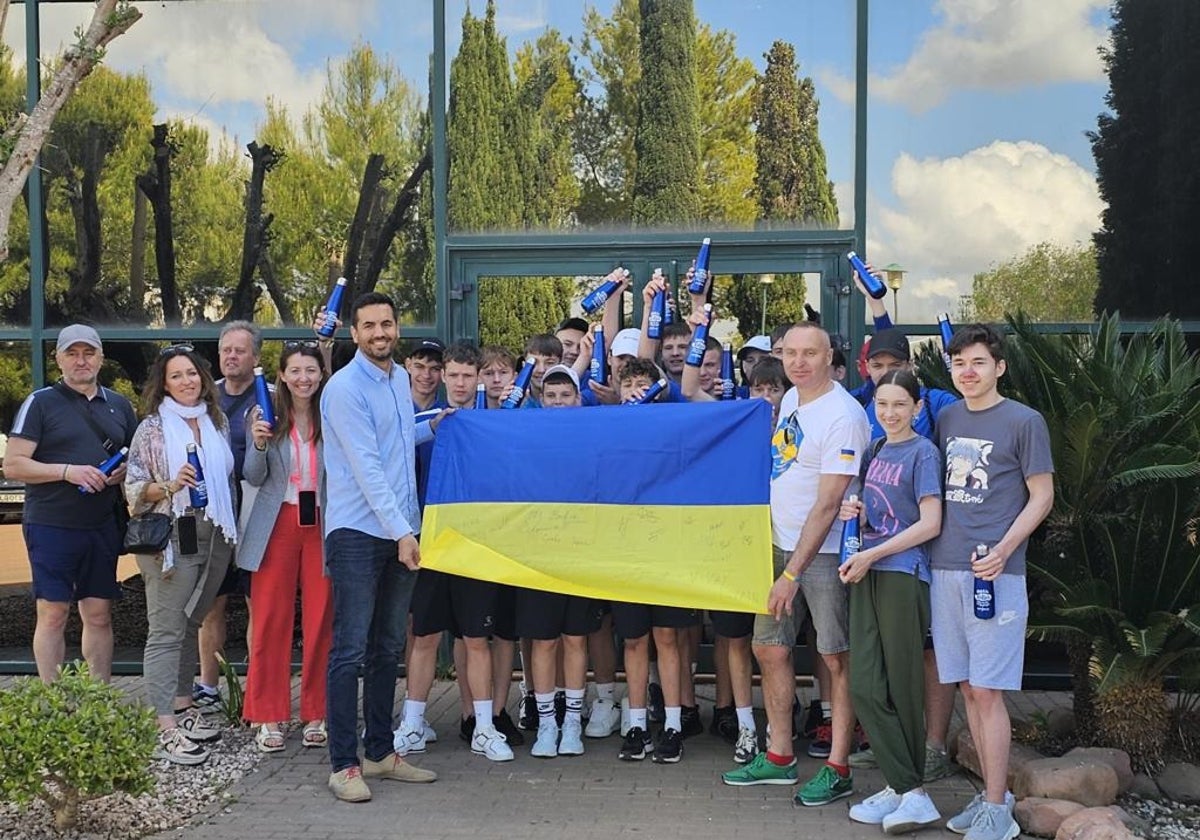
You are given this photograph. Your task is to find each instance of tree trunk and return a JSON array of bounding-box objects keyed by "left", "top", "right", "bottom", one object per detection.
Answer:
[
  {"left": 343, "top": 153, "right": 386, "bottom": 302},
  {"left": 129, "top": 183, "right": 147, "bottom": 318},
  {"left": 0, "top": 0, "right": 141, "bottom": 261},
  {"left": 1069, "top": 637, "right": 1097, "bottom": 741},
  {"left": 257, "top": 250, "right": 294, "bottom": 324},
  {"left": 137, "top": 124, "right": 179, "bottom": 324},
  {"left": 228, "top": 141, "right": 282, "bottom": 321},
  {"left": 359, "top": 150, "right": 432, "bottom": 294}
]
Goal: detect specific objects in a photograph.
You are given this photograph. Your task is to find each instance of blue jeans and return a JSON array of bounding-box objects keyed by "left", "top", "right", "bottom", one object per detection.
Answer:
[{"left": 325, "top": 528, "right": 415, "bottom": 772}]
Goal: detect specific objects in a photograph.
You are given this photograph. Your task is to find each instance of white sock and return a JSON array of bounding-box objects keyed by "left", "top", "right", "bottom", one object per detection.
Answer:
[
  {"left": 565, "top": 688, "right": 585, "bottom": 724},
  {"left": 736, "top": 706, "right": 755, "bottom": 731},
  {"left": 596, "top": 682, "right": 616, "bottom": 703},
  {"left": 472, "top": 700, "right": 493, "bottom": 732},
  {"left": 648, "top": 663, "right": 661, "bottom": 684},
  {"left": 535, "top": 692, "right": 556, "bottom": 728},
  {"left": 196, "top": 682, "right": 218, "bottom": 695},
  {"left": 664, "top": 706, "right": 682, "bottom": 731},
  {"left": 629, "top": 707, "right": 647, "bottom": 730},
  {"left": 403, "top": 699, "right": 426, "bottom": 729},
  {"left": 820, "top": 700, "right": 832, "bottom": 720}
]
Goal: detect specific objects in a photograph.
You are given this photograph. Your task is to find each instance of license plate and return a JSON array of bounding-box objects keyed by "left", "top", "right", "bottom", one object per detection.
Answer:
[{"left": 0, "top": 493, "right": 23, "bottom": 504}]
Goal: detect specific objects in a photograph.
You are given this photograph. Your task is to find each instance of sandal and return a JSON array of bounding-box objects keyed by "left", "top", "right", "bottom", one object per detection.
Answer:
[
  {"left": 255, "top": 724, "right": 285, "bottom": 753},
  {"left": 302, "top": 721, "right": 328, "bottom": 748}
]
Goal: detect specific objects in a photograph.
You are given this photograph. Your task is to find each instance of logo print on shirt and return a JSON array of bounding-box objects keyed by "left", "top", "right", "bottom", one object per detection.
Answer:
[{"left": 771, "top": 410, "right": 804, "bottom": 480}]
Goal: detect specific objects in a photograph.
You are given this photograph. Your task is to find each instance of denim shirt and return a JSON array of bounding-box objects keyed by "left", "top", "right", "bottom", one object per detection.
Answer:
[{"left": 321, "top": 350, "right": 433, "bottom": 541}]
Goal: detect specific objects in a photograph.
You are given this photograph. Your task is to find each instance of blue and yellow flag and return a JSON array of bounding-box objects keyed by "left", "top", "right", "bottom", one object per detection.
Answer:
[{"left": 420, "top": 400, "right": 773, "bottom": 613}]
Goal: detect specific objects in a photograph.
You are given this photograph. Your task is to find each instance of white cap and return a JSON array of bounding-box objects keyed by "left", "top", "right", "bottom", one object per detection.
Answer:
[
  {"left": 610, "top": 328, "right": 641, "bottom": 358},
  {"left": 736, "top": 335, "right": 772, "bottom": 358},
  {"left": 542, "top": 364, "right": 580, "bottom": 391}
]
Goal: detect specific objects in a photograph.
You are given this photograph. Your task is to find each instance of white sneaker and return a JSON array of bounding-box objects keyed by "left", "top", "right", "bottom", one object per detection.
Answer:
[
  {"left": 733, "top": 726, "right": 759, "bottom": 764},
  {"left": 471, "top": 726, "right": 514, "bottom": 762},
  {"left": 177, "top": 707, "right": 221, "bottom": 743},
  {"left": 947, "top": 791, "right": 1015, "bottom": 835},
  {"left": 558, "top": 719, "right": 585, "bottom": 756},
  {"left": 392, "top": 720, "right": 427, "bottom": 756},
  {"left": 849, "top": 786, "right": 902, "bottom": 825},
  {"left": 585, "top": 698, "right": 620, "bottom": 738},
  {"left": 531, "top": 722, "right": 559, "bottom": 758},
  {"left": 883, "top": 789, "right": 942, "bottom": 835},
  {"left": 423, "top": 721, "right": 438, "bottom": 744}
]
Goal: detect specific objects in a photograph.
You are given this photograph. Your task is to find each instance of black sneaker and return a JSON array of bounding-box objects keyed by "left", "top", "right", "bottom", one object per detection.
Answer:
[
  {"left": 647, "top": 682, "right": 665, "bottom": 724},
  {"left": 807, "top": 719, "right": 832, "bottom": 759},
  {"left": 493, "top": 708, "right": 524, "bottom": 747},
  {"left": 709, "top": 705, "right": 739, "bottom": 744},
  {"left": 459, "top": 714, "right": 475, "bottom": 742},
  {"left": 518, "top": 691, "right": 537, "bottom": 731},
  {"left": 653, "top": 728, "right": 683, "bottom": 764},
  {"left": 618, "top": 726, "right": 653, "bottom": 761},
  {"left": 801, "top": 698, "right": 822, "bottom": 739},
  {"left": 554, "top": 691, "right": 566, "bottom": 728},
  {"left": 680, "top": 705, "right": 703, "bottom": 739}
]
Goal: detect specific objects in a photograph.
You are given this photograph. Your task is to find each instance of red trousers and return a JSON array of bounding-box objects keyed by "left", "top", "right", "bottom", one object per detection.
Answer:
[{"left": 243, "top": 505, "right": 332, "bottom": 724}]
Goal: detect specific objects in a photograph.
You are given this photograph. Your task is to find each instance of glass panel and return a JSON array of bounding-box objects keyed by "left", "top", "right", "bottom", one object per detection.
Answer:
[{"left": 443, "top": 0, "right": 856, "bottom": 234}]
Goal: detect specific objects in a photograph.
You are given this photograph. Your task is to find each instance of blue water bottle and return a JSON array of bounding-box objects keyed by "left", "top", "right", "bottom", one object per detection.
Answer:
[
  {"left": 502, "top": 356, "right": 536, "bottom": 409},
  {"left": 253, "top": 366, "right": 275, "bottom": 427},
  {"left": 847, "top": 252, "right": 888, "bottom": 300},
  {"left": 78, "top": 447, "right": 129, "bottom": 495},
  {"left": 581, "top": 269, "right": 628, "bottom": 315},
  {"left": 185, "top": 443, "right": 208, "bottom": 509},
  {"left": 687, "top": 238, "right": 712, "bottom": 295},
  {"left": 664, "top": 270, "right": 675, "bottom": 325},
  {"left": 317, "top": 277, "right": 348, "bottom": 339},
  {"left": 628, "top": 378, "right": 669, "bottom": 405},
  {"left": 685, "top": 304, "right": 712, "bottom": 367},
  {"left": 719, "top": 343, "right": 735, "bottom": 400},
  {"left": 647, "top": 270, "right": 667, "bottom": 340},
  {"left": 839, "top": 494, "right": 861, "bottom": 567},
  {"left": 590, "top": 324, "right": 607, "bottom": 386},
  {"left": 973, "top": 544, "right": 995, "bottom": 619},
  {"left": 474, "top": 383, "right": 487, "bottom": 410},
  {"left": 937, "top": 312, "right": 955, "bottom": 372}
]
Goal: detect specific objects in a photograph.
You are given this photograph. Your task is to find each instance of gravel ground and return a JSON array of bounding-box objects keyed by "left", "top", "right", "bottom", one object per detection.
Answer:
[
  {"left": 1122, "top": 796, "right": 1200, "bottom": 840},
  {"left": 0, "top": 724, "right": 262, "bottom": 840}
]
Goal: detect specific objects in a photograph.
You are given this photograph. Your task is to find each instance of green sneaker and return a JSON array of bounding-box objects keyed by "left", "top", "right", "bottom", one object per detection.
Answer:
[
  {"left": 795, "top": 764, "right": 853, "bottom": 806},
  {"left": 849, "top": 746, "right": 877, "bottom": 768},
  {"left": 923, "top": 744, "right": 953, "bottom": 782},
  {"left": 722, "top": 751, "right": 799, "bottom": 786}
]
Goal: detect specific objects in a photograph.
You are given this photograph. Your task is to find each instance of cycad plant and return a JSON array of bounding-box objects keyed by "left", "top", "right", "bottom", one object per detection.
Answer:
[{"left": 993, "top": 313, "right": 1200, "bottom": 768}]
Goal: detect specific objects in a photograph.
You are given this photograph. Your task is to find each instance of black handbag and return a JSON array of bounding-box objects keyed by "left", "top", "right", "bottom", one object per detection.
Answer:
[{"left": 123, "top": 512, "right": 173, "bottom": 554}]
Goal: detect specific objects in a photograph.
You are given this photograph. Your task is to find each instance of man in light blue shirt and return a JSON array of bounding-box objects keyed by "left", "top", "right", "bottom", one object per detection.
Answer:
[{"left": 321, "top": 291, "right": 449, "bottom": 802}]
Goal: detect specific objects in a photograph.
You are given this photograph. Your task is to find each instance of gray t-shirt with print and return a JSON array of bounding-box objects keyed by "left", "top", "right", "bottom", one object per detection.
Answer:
[{"left": 931, "top": 398, "right": 1054, "bottom": 576}]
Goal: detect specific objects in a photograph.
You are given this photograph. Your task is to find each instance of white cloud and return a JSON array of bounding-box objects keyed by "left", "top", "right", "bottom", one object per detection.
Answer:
[
  {"left": 869, "top": 140, "right": 1102, "bottom": 320},
  {"left": 823, "top": 0, "right": 1108, "bottom": 112}
]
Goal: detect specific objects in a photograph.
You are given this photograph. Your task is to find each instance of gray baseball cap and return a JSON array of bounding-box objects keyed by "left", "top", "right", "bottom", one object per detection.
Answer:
[{"left": 55, "top": 324, "right": 102, "bottom": 353}]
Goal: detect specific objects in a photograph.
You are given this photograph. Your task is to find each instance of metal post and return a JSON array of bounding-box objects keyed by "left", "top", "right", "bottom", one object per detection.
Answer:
[
  {"left": 25, "top": 0, "right": 46, "bottom": 387},
  {"left": 760, "top": 283, "right": 768, "bottom": 335},
  {"left": 432, "top": 0, "right": 449, "bottom": 340}
]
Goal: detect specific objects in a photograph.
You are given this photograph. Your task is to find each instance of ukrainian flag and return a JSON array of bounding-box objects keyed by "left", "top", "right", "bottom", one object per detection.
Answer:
[{"left": 420, "top": 400, "right": 774, "bottom": 613}]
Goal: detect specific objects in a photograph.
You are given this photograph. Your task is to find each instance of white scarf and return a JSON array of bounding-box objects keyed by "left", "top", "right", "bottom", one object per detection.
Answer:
[{"left": 159, "top": 396, "right": 238, "bottom": 551}]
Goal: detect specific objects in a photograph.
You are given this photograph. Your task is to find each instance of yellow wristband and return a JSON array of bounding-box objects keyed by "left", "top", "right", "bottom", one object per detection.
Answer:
[{"left": 781, "top": 568, "right": 797, "bottom": 582}]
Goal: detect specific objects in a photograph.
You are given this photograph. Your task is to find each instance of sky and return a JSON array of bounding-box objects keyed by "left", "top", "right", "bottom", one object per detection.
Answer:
[{"left": 2, "top": 0, "right": 1112, "bottom": 323}]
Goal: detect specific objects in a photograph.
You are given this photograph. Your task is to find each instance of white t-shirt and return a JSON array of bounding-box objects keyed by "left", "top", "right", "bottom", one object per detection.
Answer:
[{"left": 769, "top": 382, "right": 871, "bottom": 553}]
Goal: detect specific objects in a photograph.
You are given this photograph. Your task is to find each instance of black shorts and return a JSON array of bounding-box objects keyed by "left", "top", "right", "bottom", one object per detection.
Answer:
[
  {"left": 515, "top": 588, "right": 605, "bottom": 640},
  {"left": 611, "top": 602, "right": 700, "bottom": 640},
  {"left": 216, "top": 562, "right": 249, "bottom": 597},
  {"left": 25, "top": 520, "right": 122, "bottom": 603},
  {"left": 709, "top": 609, "right": 755, "bottom": 639},
  {"left": 492, "top": 584, "right": 518, "bottom": 641},
  {"left": 410, "top": 569, "right": 499, "bottom": 639}
]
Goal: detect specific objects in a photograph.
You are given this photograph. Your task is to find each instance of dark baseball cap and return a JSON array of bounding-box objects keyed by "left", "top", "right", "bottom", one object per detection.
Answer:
[
  {"left": 407, "top": 338, "right": 445, "bottom": 360},
  {"left": 866, "top": 328, "right": 910, "bottom": 361}
]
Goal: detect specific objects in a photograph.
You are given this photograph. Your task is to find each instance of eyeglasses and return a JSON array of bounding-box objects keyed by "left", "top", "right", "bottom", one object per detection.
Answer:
[
  {"left": 158, "top": 343, "right": 194, "bottom": 358},
  {"left": 284, "top": 340, "right": 320, "bottom": 351}
]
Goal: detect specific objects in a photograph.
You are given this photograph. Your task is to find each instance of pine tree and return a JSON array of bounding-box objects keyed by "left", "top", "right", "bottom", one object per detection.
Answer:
[
  {"left": 630, "top": 0, "right": 700, "bottom": 226},
  {"left": 1092, "top": 0, "right": 1200, "bottom": 318}
]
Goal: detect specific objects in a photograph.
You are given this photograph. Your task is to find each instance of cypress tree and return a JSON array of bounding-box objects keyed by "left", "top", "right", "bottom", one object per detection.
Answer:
[
  {"left": 630, "top": 0, "right": 700, "bottom": 226},
  {"left": 1092, "top": 0, "right": 1200, "bottom": 318}
]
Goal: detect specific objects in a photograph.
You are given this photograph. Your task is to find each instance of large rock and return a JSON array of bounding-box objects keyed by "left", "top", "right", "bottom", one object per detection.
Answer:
[
  {"left": 1128, "top": 772, "right": 1161, "bottom": 801},
  {"left": 1008, "top": 743, "right": 1048, "bottom": 790},
  {"left": 1054, "top": 806, "right": 1136, "bottom": 840},
  {"left": 955, "top": 729, "right": 1042, "bottom": 787},
  {"left": 1013, "top": 756, "right": 1119, "bottom": 807},
  {"left": 1046, "top": 707, "right": 1076, "bottom": 739},
  {"left": 1155, "top": 761, "right": 1200, "bottom": 804},
  {"left": 1065, "top": 747, "right": 1134, "bottom": 795},
  {"left": 1014, "top": 797, "right": 1084, "bottom": 838}
]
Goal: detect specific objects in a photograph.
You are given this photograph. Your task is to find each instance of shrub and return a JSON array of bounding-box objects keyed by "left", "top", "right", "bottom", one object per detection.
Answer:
[{"left": 0, "top": 663, "right": 157, "bottom": 830}]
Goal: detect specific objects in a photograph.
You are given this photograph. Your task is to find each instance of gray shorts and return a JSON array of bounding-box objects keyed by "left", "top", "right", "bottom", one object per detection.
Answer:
[
  {"left": 752, "top": 547, "right": 849, "bottom": 653},
  {"left": 930, "top": 569, "right": 1028, "bottom": 691}
]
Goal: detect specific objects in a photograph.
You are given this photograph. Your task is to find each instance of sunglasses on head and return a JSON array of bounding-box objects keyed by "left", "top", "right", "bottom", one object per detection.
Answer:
[
  {"left": 159, "top": 343, "right": 194, "bottom": 358},
  {"left": 284, "top": 340, "right": 320, "bottom": 351}
]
